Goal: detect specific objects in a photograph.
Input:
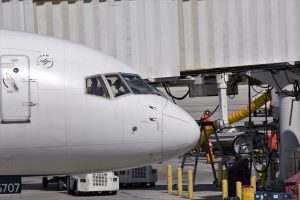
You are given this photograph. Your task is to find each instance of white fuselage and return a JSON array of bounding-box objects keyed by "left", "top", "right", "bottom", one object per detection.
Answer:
[{"left": 0, "top": 30, "right": 199, "bottom": 175}]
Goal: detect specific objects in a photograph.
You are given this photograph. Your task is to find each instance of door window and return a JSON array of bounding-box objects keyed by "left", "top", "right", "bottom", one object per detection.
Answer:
[
  {"left": 86, "top": 76, "right": 109, "bottom": 98},
  {"left": 105, "top": 74, "right": 130, "bottom": 97}
]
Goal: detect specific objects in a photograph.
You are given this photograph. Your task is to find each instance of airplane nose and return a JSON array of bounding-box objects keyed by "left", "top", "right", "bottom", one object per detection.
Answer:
[{"left": 162, "top": 101, "right": 200, "bottom": 160}]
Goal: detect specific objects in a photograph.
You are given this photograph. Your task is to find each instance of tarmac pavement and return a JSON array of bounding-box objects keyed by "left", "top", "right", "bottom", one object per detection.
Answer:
[{"left": 0, "top": 158, "right": 222, "bottom": 200}]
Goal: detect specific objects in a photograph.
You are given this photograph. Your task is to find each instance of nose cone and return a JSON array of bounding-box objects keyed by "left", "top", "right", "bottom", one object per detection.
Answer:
[{"left": 162, "top": 101, "right": 200, "bottom": 160}]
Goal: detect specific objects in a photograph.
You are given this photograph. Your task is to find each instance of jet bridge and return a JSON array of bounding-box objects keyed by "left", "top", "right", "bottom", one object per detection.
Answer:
[{"left": 0, "top": 0, "right": 300, "bottom": 79}]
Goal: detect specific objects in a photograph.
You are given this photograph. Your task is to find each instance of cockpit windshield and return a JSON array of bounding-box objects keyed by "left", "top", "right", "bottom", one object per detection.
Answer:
[{"left": 121, "top": 74, "right": 155, "bottom": 95}]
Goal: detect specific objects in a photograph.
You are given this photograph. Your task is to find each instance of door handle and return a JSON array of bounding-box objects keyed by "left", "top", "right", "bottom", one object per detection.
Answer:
[
  {"left": 149, "top": 105, "right": 157, "bottom": 110},
  {"left": 132, "top": 126, "right": 137, "bottom": 134},
  {"left": 149, "top": 118, "right": 157, "bottom": 122},
  {"left": 22, "top": 102, "right": 36, "bottom": 106}
]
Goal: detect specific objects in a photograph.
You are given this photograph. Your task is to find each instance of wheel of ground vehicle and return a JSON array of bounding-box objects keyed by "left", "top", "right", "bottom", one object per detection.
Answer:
[
  {"left": 74, "top": 181, "right": 80, "bottom": 196},
  {"left": 42, "top": 177, "right": 48, "bottom": 188},
  {"left": 57, "top": 179, "right": 64, "bottom": 191},
  {"left": 232, "top": 134, "right": 252, "bottom": 154},
  {"left": 67, "top": 187, "right": 75, "bottom": 194},
  {"left": 67, "top": 176, "right": 75, "bottom": 194},
  {"left": 111, "top": 190, "right": 117, "bottom": 195},
  {"left": 150, "top": 182, "right": 155, "bottom": 187},
  {"left": 140, "top": 183, "right": 147, "bottom": 187}
]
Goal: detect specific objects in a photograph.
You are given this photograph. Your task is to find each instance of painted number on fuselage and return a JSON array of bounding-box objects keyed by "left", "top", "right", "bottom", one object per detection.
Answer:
[{"left": 0, "top": 176, "right": 21, "bottom": 194}]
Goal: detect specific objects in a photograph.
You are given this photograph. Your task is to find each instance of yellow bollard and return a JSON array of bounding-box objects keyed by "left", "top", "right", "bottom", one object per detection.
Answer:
[
  {"left": 167, "top": 165, "right": 172, "bottom": 193},
  {"left": 242, "top": 185, "right": 254, "bottom": 200},
  {"left": 236, "top": 181, "right": 242, "bottom": 200},
  {"left": 222, "top": 179, "right": 228, "bottom": 199},
  {"left": 251, "top": 175, "right": 256, "bottom": 192},
  {"left": 298, "top": 184, "right": 300, "bottom": 200},
  {"left": 188, "top": 169, "right": 193, "bottom": 200},
  {"left": 177, "top": 168, "right": 183, "bottom": 197},
  {"left": 218, "top": 163, "right": 223, "bottom": 188}
]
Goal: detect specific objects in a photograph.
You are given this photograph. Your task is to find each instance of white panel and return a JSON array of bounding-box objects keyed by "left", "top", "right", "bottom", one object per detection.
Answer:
[
  {"left": 227, "top": 0, "right": 241, "bottom": 66},
  {"left": 35, "top": 2, "right": 48, "bottom": 35},
  {"left": 18, "top": 1, "right": 25, "bottom": 31},
  {"left": 35, "top": 1, "right": 54, "bottom": 36},
  {"left": 114, "top": 0, "right": 128, "bottom": 65},
  {"left": 145, "top": 0, "right": 161, "bottom": 78},
  {"left": 270, "top": 0, "right": 287, "bottom": 62},
  {"left": 98, "top": 0, "right": 110, "bottom": 53},
  {"left": 83, "top": 0, "right": 97, "bottom": 48},
  {"left": 46, "top": 2, "right": 54, "bottom": 37},
  {"left": 61, "top": 1, "right": 70, "bottom": 40},
  {"left": 128, "top": 0, "right": 140, "bottom": 72},
  {"left": 2, "top": 0, "right": 19, "bottom": 30},
  {"left": 197, "top": 0, "right": 209, "bottom": 67},
  {"left": 241, "top": 0, "right": 253, "bottom": 65},
  {"left": 23, "top": 0, "right": 35, "bottom": 33},
  {"left": 159, "top": 0, "right": 180, "bottom": 77},
  {"left": 285, "top": 0, "right": 300, "bottom": 61},
  {"left": 101, "top": 0, "right": 116, "bottom": 57},
  {"left": 130, "top": 0, "right": 147, "bottom": 75},
  {"left": 68, "top": 1, "right": 84, "bottom": 43},
  {"left": 256, "top": 0, "right": 272, "bottom": 64},
  {"left": 213, "top": 0, "right": 227, "bottom": 67},
  {"left": 0, "top": 1, "right": 2, "bottom": 28},
  {"left": 52, "top": 2, "right": 65, "bottom": 39},
  {"left": 182, "top": 0, "right": 194, "bottom": 69}
]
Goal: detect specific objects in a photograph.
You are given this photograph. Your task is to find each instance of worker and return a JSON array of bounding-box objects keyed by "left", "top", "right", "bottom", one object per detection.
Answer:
[
  {"left": 265, "top": 129, "right": 278, "bottom": 150},
  {"left": 200, "top": 110, "right": 214, "bottom": 163},
  {"left": 91, "top": 78, "right": 102, "bottom": 96},
  {"left": 201, "top": 109, "right": 212, "bottom": 122}
]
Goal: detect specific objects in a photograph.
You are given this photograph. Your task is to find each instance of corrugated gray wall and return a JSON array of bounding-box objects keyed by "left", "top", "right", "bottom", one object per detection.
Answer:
[{"left": 1, "top": 0, "right": 300, "bottom": 79}]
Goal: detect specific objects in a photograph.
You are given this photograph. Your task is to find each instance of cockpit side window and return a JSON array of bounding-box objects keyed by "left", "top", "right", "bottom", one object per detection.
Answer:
[
  {"left": 121, "top": 74, "right": 155, "bottom": 95},
  {"left": 105, "top": 74, "right": 130, "bottom": 97},
  {"left": 86, "top": 76, "right": 109, "bottom": 98}
]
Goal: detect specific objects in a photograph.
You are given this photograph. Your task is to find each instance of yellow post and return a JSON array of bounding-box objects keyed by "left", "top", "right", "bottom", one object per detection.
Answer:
[
  {"left": 167, "top": 165, "right": 172, "bottom": 193},
  {"left": 298, "top": 184, "right": 300, "bottom": 200},
  {"left": 218, "top": 163, "right": 223, "bottom": 188},
  {"left": 236, "top": 181, "right": 242, "bottom": 200},
  {"left": 188, "top": 169, "right": 193, "bottom": 200},
  {"left": 251, "top": 175, "right": 256, "bottom": 192},
  {"left": 177, "top": 168, "right": 183, "bottom": 197},
  {"left": 222, "top": 179, "right": 228, "bottom": 199},
  {"left": 242, "top": 186, "right": 255, "bottom": 200}
]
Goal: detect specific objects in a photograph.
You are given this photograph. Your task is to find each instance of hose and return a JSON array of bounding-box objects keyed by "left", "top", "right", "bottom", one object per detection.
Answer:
[
  {"left": 228, "top": 91, "right": 271, "bottom": 124},
  {"left": 199, "top": 91, "right": 271, "bottom": 147}
]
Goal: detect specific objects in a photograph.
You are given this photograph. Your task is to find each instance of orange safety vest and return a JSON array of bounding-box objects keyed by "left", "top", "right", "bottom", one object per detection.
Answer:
[
  {"left": 201, "top": 114, "right": 211, "bottom": 122},
  {"left": 265, "top": 130, "right": 278, "bottom": 150}
]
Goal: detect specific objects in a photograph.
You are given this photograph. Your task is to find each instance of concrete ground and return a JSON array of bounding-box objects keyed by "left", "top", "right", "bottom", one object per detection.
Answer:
[{"left": 0, "top": 158, "right": 222, "bottom": 200}]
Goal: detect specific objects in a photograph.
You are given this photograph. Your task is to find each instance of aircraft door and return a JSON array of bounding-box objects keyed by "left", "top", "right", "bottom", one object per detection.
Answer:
[{"left": 0, "top": 56, "right": 31, "bottom": 123}]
